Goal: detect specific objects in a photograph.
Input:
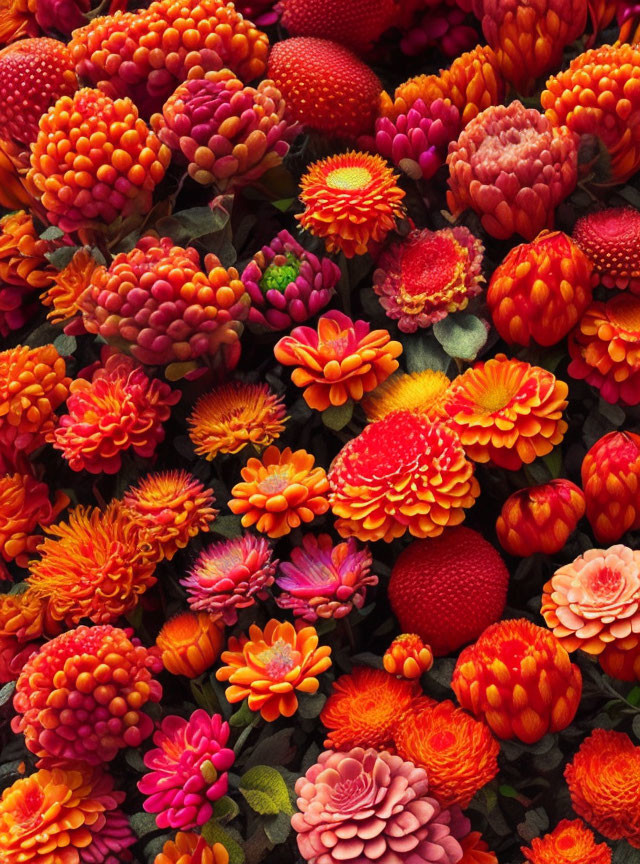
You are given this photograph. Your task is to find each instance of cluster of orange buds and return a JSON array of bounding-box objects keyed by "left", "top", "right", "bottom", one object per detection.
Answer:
[
  {"left": 581, "top": 431, "right": 640, "bottom": 543},
  {"left": 383, "top": 633, "right": 434, "bottom": 679}
]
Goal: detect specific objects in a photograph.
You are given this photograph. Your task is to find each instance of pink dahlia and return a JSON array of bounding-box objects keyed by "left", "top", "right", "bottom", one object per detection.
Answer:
[
  {"left": 292, "top": 747, "right": 470, "bottom": 864},
  {"left": 181, "top": 534, "right": 277, "bottom": 625},
  {"left": 241, "top": 229, "right": 340, "bottom": 331},
  {"left": 275, "top": 533, "right": 377, "bottom": 622},
  {"left": 138, "top": 710, "right": 234, "bottom": 830},
  {"left": 372, "top": 226, "right": 484, "bottom": 332}
]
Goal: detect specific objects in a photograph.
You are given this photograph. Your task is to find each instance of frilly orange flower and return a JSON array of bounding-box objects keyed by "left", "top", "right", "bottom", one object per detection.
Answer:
[
  {"left": 361, "top": 370, "right": 450, "bottom": 422},
  {"left": 383, "top": 634, "right": 434, "bottom": 679},
  {"left": 0, "top": 474, "right": 68, "bottom": 572},
  {"left": 0, "top": 0, "right": 37, "bottom": 46},
  {"left": 460, "top": 832, "right": 498, "bottom": 864},
  {"left": 41, "top": 248, "right": 99, "bottom": 326},
  {"left": 154, "top": 832, "right": 229, "bottom": 864},
  {"left": 521, "top": 818, "right": 612, "bottom": 864},
  {"left": 156, "top": 612, "right": 224, "bottom": 679},
  {"left": 0, "top": 210, "right": 53, "bottom": 291}
]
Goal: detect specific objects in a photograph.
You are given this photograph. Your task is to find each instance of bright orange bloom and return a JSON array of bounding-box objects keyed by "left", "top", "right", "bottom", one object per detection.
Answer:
[
  {"left": 0, "top": 589, "right": 59, "bottom": 683},
  {"left": 496, "top": 479, "right": 586, "bottom": 557},
  {"left": 383, "top": 634, "right": 434, "bottom": 679},
  {"left": 0, "top": 143, "right": 34, "bottom": 211},
  {"left": 442, "top": 354, "right": 568, "bottom": 470},
  {"left": 452, "top": 618, "right": 582, "bottom": 743},
  {"left": 582, "top": 432, "right": 640, "bottom": 543},
  {"left": 0, "top": 0, "right": 37, "bottom": 46},
  {"left": 573, "top": 207, "right": 640, "bottom": 291},
  {"left": 320, "top": 666, "right": 420, "bottom": 751},
  {"left": 229, "top": 446, "right": 329, "bottom": 538},
  {"left": 0, "top": 473, "right": 68, "bottom": 571},
  {"left": 297, "top": 151, "right": 405, "bottom": 258},
  {"left": 394, "top": 697, "right": 500, "bottom": 808},
  {"left": 599, "top": 640, "right": 640, "bottom": 682},
  {"left": 274, "top": 310, "right": 402, "bottom": 411},
  {"left": 588, "top": 0, "right": 618, "bottom": 36},
  {"left": 361, "top": 369, "right": 450, "bottom": 422},
  {"left": 216, "top": 619, "right": 332, "bottom": 721},
  {"left": 41, "top": 248, "right": 99, "bottom": 326},
  {"left": 156, "top": 612, "right": 224, "bottom": 679},
  {"left": 0, "top": 210, "right": 53, "bottom": 291},
  {"left": 565, "top": 729, "right": 640, "bottom": 846},
  {"left": 154, "top": 832, "right": 229, "bottom": 864},
  {"left": 460, "top": 832, "right": 498, "bottom": 864},
  {"left": 522, "top": 818, "right": 612, "bottom": 864},
  {"left": 27, "top": 503, "right": 157, "bottom": 626}
]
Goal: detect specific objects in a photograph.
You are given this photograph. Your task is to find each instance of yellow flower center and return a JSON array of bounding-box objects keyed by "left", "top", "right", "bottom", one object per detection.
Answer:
[
  {"left": 473, "top": 382, "right": 518, "bottom": 414},
  {"left": 326, "top": 166, "right": 372, "bottom": 190},
  {"left": 258, "top": 467, "right": 292, "bottom": 496},
  {"left": 259, "top": 638, "right": 296, "bottom": 680}
]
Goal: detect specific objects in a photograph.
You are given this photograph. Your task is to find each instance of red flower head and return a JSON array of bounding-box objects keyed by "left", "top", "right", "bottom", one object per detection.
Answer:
[
  {"left": 573, "top": 207, "right": 640, "bottom": 291},
  {"left": 0, "top": 473, "right": 68, "bottom": 572},
  {"left": 35, "top": 0, "right": 91, "bottom": 35},
  {"left": 280, "top": 0, "right": 396, "bottom": 52},
  {"left": 383, "top": 633, "right": 434, "bottom": 679},
  {"left": 521, "top": 818, "right": 612, "bottom": 864},
  {"left": 581, "top": 431, "right": 640, "bottom": 543}
]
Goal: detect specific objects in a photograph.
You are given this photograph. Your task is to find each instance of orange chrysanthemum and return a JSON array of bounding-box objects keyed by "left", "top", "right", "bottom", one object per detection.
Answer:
[
  {"left": 361, "top": 369, "right": 450, "bottom": 422},
  {"left": 383, "top": 634, "right": 434, "bottom": 679},
  {"left": 459, "top": 832, "right": 498, "bottom": 864},
  {"left": 156, "top": 612, "right": 224, "bottom": 679},
  {"left": 216, "top": 619, "right": 332, "bottom": 721},
  {"left": 188, "top": 382, "right": 287, "bottom": 460},
  {"left": 0, "top": 473, "right": 68, "bottom": 571},
  {"left": 521, "top": 818, "right": 612, "bottom": 864},
  {"left": 0, "top": 0, "right": 37, "bottom": 46},
  {"left": 297, "top": 151, "right": 405, "bottom": 258},
  {"left": 582, "top": 431, "right": 640, "bottom": 543},
  {"left": 0, "top": 210, "right": 53, "bottom": 291},
  {"left": 565, "top": 729, "right": 640, "bottom": 846},
  {"left": 229, "top": 445, "right": 329, "bottom": 538},
  {"left": 393, "top": 698, "right": 500, "bottom": 808},
  {"left": 41, "top": 248, "right": 99, "bottom": 326},
  {"left": 122, "top": 471, "right": 217, "bottom": 562},
  {"left": 27, "top": 502, "right": 157, "bottom": 627},
  {"left": 154, "top": 832, "right": 229, "bottom": 864},
  {"left": 442, "top": 354, "right": 568, "bottom": 470},
  {"left": 274, "top": 310, "right": 402, "bottom": 411},
  {"left": 320, "top": 666, "right": 420, "bottom": 751}
]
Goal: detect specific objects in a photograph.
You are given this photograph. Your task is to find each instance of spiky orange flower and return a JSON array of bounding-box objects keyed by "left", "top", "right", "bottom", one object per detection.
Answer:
[
  {"left": 320, "top": 666, "right": 420, "bottom": 751},
  {"left": 459, "top": 832, "right": 498, "bottom": 864},
  {"left": 452, "top": 618, "right": 582, "bottom": 743},
  {"left": 361, "top": 369, "right": 450, "bottom": 422},
  {"left": 0, "top": 0, "right": 37, "bottom": 47},
  {"left": 0, "top": 473, "right": 68, "bottom": 572},
  {"left": 216, "top": 619, "right": 332, "bottom": 721},
  {"left": 0, "top": 210, "right": 52, "bottom": 293},
  {"left": 542, "top": 43, "right": 640, "bottom": 184},
  {"left": 487, "top": 231, "right": 594, "bottom": 347},
  {"left": 521, "top": 818, "right": 612, "bottom": 864},
  {"left": 394, "top": 698, "right": 500, "bottom": 808},
  {"left": 581, "top": 431, "right": 640, "bottom": 543},
  {"left": 565, "top": 729, "right": 640, "bottom": 846},
  {"left": 156, "top": 612, "right": 224, "bottom": 678},
  {"left": 442, "top": 355, "right": 568, "bottom": 470},
  {"left": 297, "top": 151, "right": 405, "bottom": 258},
  {"left": 41, "top": 248, "right": 99, "bottom": 326},
  {"left": 122, "top": 471, "right": 217, "bottom": 562},
  {"left": 155, "top": 833, "right": 230, "bottom": 864},
  {"left": 329, "top": 410, "right": 479, "bottom": 542},
  {"left": 573, "top": 207, "right": 640, "bottom": 291},
  {"left": 274, "top": 310, "right": 402, "bottom": 411},
  {"left": 229, "top": 446, "right": 329, "bottom": 538},
  {"left": 383, "top": 634, "right": 434, "bottom": 679},
  {"left": 27, "top": 502, "right": 157, "bottom": 627}
]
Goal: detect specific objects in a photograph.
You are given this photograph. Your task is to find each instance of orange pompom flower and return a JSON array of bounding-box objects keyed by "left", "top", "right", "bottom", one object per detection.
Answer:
[
  {"left": 573, "top": 207, "right": 640, "bottom": 291},
  {"left": 229, "top": 445, "right": 329, "bottom": 538},
  {"left": 216, "top": 619, "right": 332, "bottom": 721},
  {"left": 459, "top": 832, "right": 498, "bottom": 864},
  {"left": 274, "top": 310, "right": 402, "bottom": 411},
  {"left": 565, "top": 729, "right": 640, "bottom": 846},
  {"left": 581, "top": 431, "right": 640, "bottom": 543},
  {"left": 329, "top": 410, "right": 479, "bottom": 542},
  {"left": 41, "top": 248, "right": 99, "bottom": 327},
  {"left": 496, "top": 480, "right": 586, "bottom": 557},
  {"left": 383, "top": 634, "right": 434, "bottom": 679},
  {"left": 297, "top": 151, "right": 405, "bottom": 258},
  {"left": 361, "top": 369, "right": 450, "bottom": 422},
  {"left": 394, "top": 698, "right": 500, "bottom": 808},
  {"left": 122, "top": 471, "right": 217, "bottom": 562},
  {"left": 154, "top": 832, "right": 229, "bottom": 864},
  {"left": 442, "top": 354, "right": 569, "bottom": 470},
  {"left": 320, "top": 666, "right": 420, "bottom": 751},
  {"left": 156, "top": 612, "right": 224, "bottom": 678},
  {"left": 521, "top": 818, "right": 612, "bottom": 864},
  {"left": 452, "top": 618, "right": 582, "bottom": 743},
  {"left": 0, "top": 473, "right": 68, "bottom": 572},
  {"left": 487, "top": 231, "right": 595, "bottom": 347}
]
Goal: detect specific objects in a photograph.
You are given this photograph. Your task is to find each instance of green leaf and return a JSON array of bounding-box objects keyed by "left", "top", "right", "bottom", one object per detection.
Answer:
[
  {"left": 433, "top": 313, "right": 488, "bottom": 361},
  {"left": 244, "top": 727, "right": 295, "bottom": 769},
  {"left": 40, "top": 226, "right": 64, "bottom": 241},
  {"left": 165, "top": 360, "right": 198, "bottom": 381},
  {"left": 297, "top": 692, "right": 326, "bottom": 719},
  {"left": 263, "top": 810, "right": 292, "bottom": 845},
  {"left": 45, "top": 245, "right": 79, "bottom": 270},
  {"left": 213, "top": 514, "right": 243, "bottom": 539},
  {"left": 213, "top": 795, "right": 240, "bottom": 823},
  {"left": 403, "top": 334, "right": 450, "bottom": 373},
  {"left": 53, "top": 334, "right": 77, "bottom": 356},
  {"left": 130, "top": 811, "right": 160, "bottom": 838},
  {"left": 230, "top": 700, "right": 256, "bottom": 727},
  {"left": 517, "top": 807, "right": 549, "bottom": 843},
  {"left": 239, "top": 765, "right": 294, "bottom": 816},
  {"left": 201, "top": 821, "right": 245, "bottom": 864},
  {"left": 633, "top": 714, "right": 640, "bottom": 741},
  {"left": 0, "top": 681, "right": 16, "bottom": 708},
  {"left": 542, "top": 446, "right": 562, "bottom": 479},
  {"left": 155, "top": 206, "right": 230, "bottom": 245},
  {"left": 124, "top": 748, "right": 146, "bottom": 773},
  {"left": 499, "top": 784, "right": 519, "bottom": 799},
  {"left": 272, "top": 198, "right": 295, "bottom": 212},
  {"left": 322, "top": 401, "right": 353, "bottom": 431}
]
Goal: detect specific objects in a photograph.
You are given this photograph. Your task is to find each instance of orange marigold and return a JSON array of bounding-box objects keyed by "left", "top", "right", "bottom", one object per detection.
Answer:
[
  {"left": 522, "top": 818, "right": 612, "bottom": 864},
  {"left": 41, "top": 248, "right": 99, "bottom": 326},
  {"left": 229, "top": 445, "right": 329, "bottom": 538},
  {"left": 320, "top": 666, "right": 420, "bottom": 751},
  {"left": 274, "top": 310, "right": 402, "bottom": 411},
  {"left": 154, "top": 832, "right": 229, "bottom": 864},
  {"left": 383, "top": 633, "right": 434, "bottom": 679},
  {"left": 297, "top": 151, "right": 405, "bottom": 258},
  {"left": 0, "top": 473, "right": 68, "bottom": 571},
  {"left": 216, "top": 618, "right": 332, "bottom": 721},
  {"left": 460, "top": 832, "right": 498, "bottom": 864},
  {"left": 565, "top": 729, "right": 640, "bottom": 846},
  {"left": 156, "top": 612, "right": 224, "bottom": 678},
  {"left": 361, "top": 369, "right": 450, "bottom": 422},
  {"left": 393, "top": 697, "right": 500, "bottom": 808},
  {"left": 582, "top": 431, "right": 640, "bottom": 543},
  {"left": 442, "top": 354, "right": 568, "bottom": 470}
]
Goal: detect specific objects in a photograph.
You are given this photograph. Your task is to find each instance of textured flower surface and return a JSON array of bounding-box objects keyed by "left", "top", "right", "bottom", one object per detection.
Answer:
[
  {"left": 0, "top": 0, "right": 37, "bottom": 45},
  {"left": 521, "top": 818, "right": 612, "bottom": 864},
  {"left": 0, "top": 588, "right": 59, "bottom": 682},
  {"left": 0, "top": 473, "right": 68, "bottom": 571},
  {"left": 274, "top": 310, "right": 402, "bottom": 410},
  {"left": 139, "top": 710, "right": 234, "bottom": 830},
  {"left": 447, "top": 101, "right": 577, "bottom": 240},
  {"left": 41, "top": 248, "right": 99, "bottom": 326},
  {"left": 383, "top": 633, "right": 434, "bottom": 678},
  {"left": 452, "top": 618, "right": 582, "bottom": 742},
  {"left": 0, "top": 210, "right": 52, "bottom": 336},
  {"left": 216, "top": 619, "right": 331, "bottom": 721},
  {"left": 361, "top": 369, "right": 450, "bottom": 421},
  {"left": 292, "top": 747, "right": 471, "bottom": 864},
  {"left": 573, "top": 207, "right": 640, "bottom": 290},
  {"left": 35, "top": 0, "right": 91, "bottom": 35},
  {"left": 156, "top": 612, "right": 224, "bottom": 678},
  {"left": 12, "top": 624, "right": 163, "bottom": 764},
  {"left": 279, "top": 0, "right": 396, "bottom": 51},
  {"left": 599, "top": 640, "right": 640, "bottom": 682},
  {"left": 442, "top": 354, "right": 569, "bottom": 470},
  {"left": 154, "top": 832, "right": 230, "bottom": 864},
  {"left": 582, "top": 432, "right": 640, "bottom": 543}
]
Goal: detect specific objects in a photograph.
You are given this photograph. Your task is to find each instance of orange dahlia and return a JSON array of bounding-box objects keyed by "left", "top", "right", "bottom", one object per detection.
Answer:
[
  {"left": 459, "top": 832, "right": 498, "bottom": 864},
  {"left": 487, "top": 231, "right": 594, "bottom": 347},
  {"left": 542, "top": 43, "right": 640, "bottom": 184},
  {"left": 320, "top": 666, "right": 420, "bottom": 751},
  {"left": 156, "top": 611, "right": 224, "bottom": 678},
  {"left": 154, "top": 832, "right": 229, "bottom": 864},
  {"left": 27, "top": 502, "right": 157, "bottom": 627},
  {"left": 496, "top": 480, "right": 586, "bottom": 557},
  {"left": 442, "top": 354, "right": 569, "bottom": 470},
  {"left": 229, "top": 445, "right": 329, "bottom": 538},
  {"left": 274, "top": 310, "right": 402, "bottom": 411},
  {"left": 573, "top": 207, "right": 640, "bottom": 291},
  {"left": 297, "top": 151, "right": 405, "bottom": 258},
  {"left": 581, "top": 431, "right": 640, "bottom": 543},
  {"left": 122, "top": 471, "right": 217, "bottom": 562},
  {"left": 329, "top": 410, "right": 479, "bottom": 542},
  {"left": 41, "top": 248, "right": 99, "bottom": 326},
  {"left": 216, "top": 618, "right": 332, "bottom": 721},
  {"left": 565, "top": 729, "right": 640, "bottom": 846},
  {"left": 393, "top": 698, "right": 500, "bottom": 808},
  {"left": 452, "top": 618, "right": 582, "bottom": 743},
  {"left": 361, "top": 369, "right": 450, "bottom": 422},
  {"left": 599, "top": 640, "right": 640, "bottom": 681},
  {"left": 188, "top": 381, "right": 287, "bottom": 460},
  {"left": 383, "top": 634, "right": 434, "bottom": 679},
  {"left": 0, "top": 473, "right": 68, "bottom": 571},
  {"left": 522, "top": 818, "right": 612, "bottom": 864},
  {"left": 0, "top": 765, "right": 135, "bottom": 864}
]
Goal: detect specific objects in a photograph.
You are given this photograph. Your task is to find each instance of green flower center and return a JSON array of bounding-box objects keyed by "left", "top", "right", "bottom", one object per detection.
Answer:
[{"left": 259, "top": 252, "right": 301, "bottom": 294}]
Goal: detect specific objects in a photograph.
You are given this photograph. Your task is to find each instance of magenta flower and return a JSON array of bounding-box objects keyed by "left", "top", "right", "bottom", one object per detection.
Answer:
[
  {"left": 241, "top": 230, "right": 340, "bottom": 331},
  {"left": 275, "top": 534, "right": 377, "bottom": 622},
  {"left": 36, "top": 0, "right": 89, "bottom": 34},
  {"left": 139, "top": 710, "right": 235, "bottom": 830}
]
